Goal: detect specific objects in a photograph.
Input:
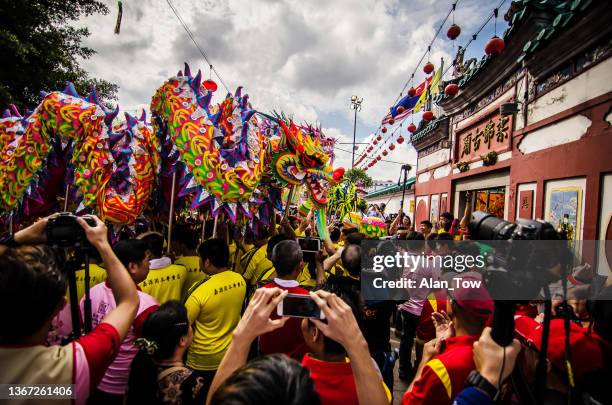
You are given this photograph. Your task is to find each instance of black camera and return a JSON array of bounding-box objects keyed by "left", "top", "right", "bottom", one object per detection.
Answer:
[
  {"left": 46, "top": 213, "right": 95, "bottom": 248},
  {"left": 468, "top": 210, "right": 559, "bottom": 241}
]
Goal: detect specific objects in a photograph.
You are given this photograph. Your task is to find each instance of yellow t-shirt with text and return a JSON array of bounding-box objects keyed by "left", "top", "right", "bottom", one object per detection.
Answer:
[
  {"left": 185, "top": 271, "right": 246, "bottom": 370},
  {"left": 175, "top": 255, "right": 208, "bottom": 301},
  {"left": 67, "top": 263, "right": 107, "bottom": 303},
  {"left": 139, "top": 264, "right": 187, "bottom": 304}
]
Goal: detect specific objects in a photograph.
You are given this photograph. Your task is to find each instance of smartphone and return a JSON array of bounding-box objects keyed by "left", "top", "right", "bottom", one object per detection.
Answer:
[
  {"left": 277, "top": 293, "right": 325, "bottom": 319},
  {"left": 297, "top": 237, "right": 321, "bottom": 253}
]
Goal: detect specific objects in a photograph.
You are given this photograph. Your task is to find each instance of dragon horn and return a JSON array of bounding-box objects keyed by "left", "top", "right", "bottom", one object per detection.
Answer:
[
  {"left": 240, "top": 94, "right": 249, "bottom": 110},
  {"left": 104, "top": 104, "right": 120, "bottom": 126},
  {"left": 39, "top": 90, "right": 49, "bottom": 98},
  {"left": 235, "top": 86, "right": 243, "bottom": 98},
  {"left": 191, "top": 69, "right": 202, "bottom": 96},
  {"left": 177, "top": 70, "right": 183, "bottom": 77},
  {"left": 184, "top": 63, "right": 192, "bottom": 78},
  {"left": 9, "top": 104, "right": 22, "bottom": 118},
  {"left": 198, "top": 88, "right": 212, "bottom": 110},
  {"left": 87, "top": 86, "right": 99, "bottom": 105},
  {"left": 139, "top": 109, "right": 147, "bottom": 122},
  {"left": 63, "top": 81, "right": 81, "bottom": 98},
  {"left": 124, "top": 112, "right": 138, "bottom": 127}
]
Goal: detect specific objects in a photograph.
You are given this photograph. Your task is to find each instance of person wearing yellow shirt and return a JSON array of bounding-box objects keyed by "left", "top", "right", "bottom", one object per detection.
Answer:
[
  {"left": 184, "top": 238, "right": 246, "bottom": 398},
  {"left": 239, "top": 230, "right": 273, "bottom": 286},
  {"left": 137, "top": 232, "right": 187, "bottom": 304},
  {"left": 175, "top": 227, "right": 208, "bottom": 301},
  {"left": 68, "top": 259, "right": 107, "bottom": 303}
]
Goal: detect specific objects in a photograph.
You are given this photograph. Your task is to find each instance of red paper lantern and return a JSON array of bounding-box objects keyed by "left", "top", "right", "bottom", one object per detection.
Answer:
[
  {"left": 203, "top": 80, "right": 218, "bottom": 92},
  {"left": 447, "top": 24, "right": 461, "bottom": 40},
  {"left": 382, "top": 150, "right": 388, "bottom": 156},
  {"left": 408, "top": 87, "right": 416, "bottom": 97},
  {"left": 389, "top": 118, "right": 395, "bottom": 125},
  {"left": 423, "top": 111, "right": 434, "bottom": 121},
  {"left": 397, "top": 135, "right": 405, "bottom": 144},
  {"left": 397, "top": 106, "right": 405, "bottom": 114},
  {"left": 377, "top": 156, "right": 382, "bottom": 161},
  {"left": 407, "top": 123, "right": 417, "bottom": 133},
  {"left": 367, "top": 147, "right": 372, "bottom": 152},
  {"left": 332, "top": 167, "right": 345, "bottom": 182},
  {"left": 423, "top": 62, "right": 435, "bottom": 75},
  {"left": 377, "top": 135, "right": 382, "bottom": 141},
  {"left": 389, "top": 144, "right": 395, "bottom": 151},
  {"left": 373, "top": 140, "right": 378, "bottom": 145},
  {"left": 381, "top": 127, "right": 387, "bottom": 134},
  {"left": 485, "top": 36, "right": 505, "bottom": 55},
  {"left": 444, "top": 83, "right": 459, "bottom": 96}
]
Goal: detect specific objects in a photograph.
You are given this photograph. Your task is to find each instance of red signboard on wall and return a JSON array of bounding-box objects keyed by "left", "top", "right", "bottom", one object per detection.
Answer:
[
  {"left": 455, "top": 113, "right": 513, "bottom": 163},
  {"left": 518, "top": 190, "right": 534, "bottom": 219}
]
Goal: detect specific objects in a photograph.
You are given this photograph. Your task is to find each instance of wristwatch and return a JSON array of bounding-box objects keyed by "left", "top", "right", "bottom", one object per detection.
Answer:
[{"left": 465, "top": 370, "right": 500, "bottom": 401}]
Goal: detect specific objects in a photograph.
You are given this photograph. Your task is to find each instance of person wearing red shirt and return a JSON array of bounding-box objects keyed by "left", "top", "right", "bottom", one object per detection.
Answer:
[
  {"left": 0, "top": 215, "right": 140, "bottom": 405},
  {"left": 259, "top": 238, "right": 309, "bottom": 360},
  {"left": 403, "top": 272, "right": 493, "bottom": 405},
  {"left": 301, "top": 287, "right": 391, "bottom": 405}
]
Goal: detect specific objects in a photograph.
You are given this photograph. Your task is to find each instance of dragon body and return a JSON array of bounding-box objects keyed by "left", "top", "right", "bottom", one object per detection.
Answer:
[{"left": 0, "top": 84, "right": 159, "bottom": 224}]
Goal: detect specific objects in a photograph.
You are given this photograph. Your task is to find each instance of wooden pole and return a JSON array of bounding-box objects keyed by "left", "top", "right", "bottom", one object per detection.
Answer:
[
  {"left": 63, "top": 185, "right": 70, "bottom": 212},
  {"left": 166, "top": 171, "right": 177, "bottom": 256}
]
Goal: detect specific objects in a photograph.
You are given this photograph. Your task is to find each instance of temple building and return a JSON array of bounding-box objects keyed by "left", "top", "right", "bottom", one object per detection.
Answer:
[{"left": 412, "top": 0, "right": 611, "bottom": 244}]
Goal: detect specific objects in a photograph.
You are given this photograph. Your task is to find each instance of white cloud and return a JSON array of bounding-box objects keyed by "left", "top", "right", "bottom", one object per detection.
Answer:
[{"left": 76, "top": 0, "right": 506, "bottom": 180}]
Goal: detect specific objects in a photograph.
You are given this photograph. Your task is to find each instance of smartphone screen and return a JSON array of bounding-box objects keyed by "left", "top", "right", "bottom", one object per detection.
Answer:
[
  {"left": 278, "top": 293, "right": 323, "bottom": 319},
  {"left": 297, "top": 237, "right": 321, "bottom": 253}
]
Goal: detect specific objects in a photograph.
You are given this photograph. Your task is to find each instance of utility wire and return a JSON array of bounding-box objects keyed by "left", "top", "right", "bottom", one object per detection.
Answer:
[{"left": 165, "top": 0, "right": 231, "bottom": 93}]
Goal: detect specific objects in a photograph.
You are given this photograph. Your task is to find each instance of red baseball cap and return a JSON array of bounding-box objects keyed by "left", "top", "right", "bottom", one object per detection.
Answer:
[
  {"left": 526, "top": 319, "right": 605, "bottom": 382},
  {"left": 448, "top": 272, "right": 493, "bottom": 319}
]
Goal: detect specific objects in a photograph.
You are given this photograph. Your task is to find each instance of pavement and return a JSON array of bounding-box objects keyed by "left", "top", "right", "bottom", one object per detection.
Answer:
[{"left": 390, "top": 328, "right": 410, "bottom": 405}]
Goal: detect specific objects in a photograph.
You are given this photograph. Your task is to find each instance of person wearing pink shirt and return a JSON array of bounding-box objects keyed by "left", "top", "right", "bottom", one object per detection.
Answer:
[{"left": 83, "top": 238, "right": 159, "bottom": 404}]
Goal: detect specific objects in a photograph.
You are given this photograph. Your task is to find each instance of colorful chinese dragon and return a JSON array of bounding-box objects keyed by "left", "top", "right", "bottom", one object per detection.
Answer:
[
  {"left": 150, "top": 63, "right": 267, "bottom": 221},
  {"left": 0, "top": 84, "right": 159, "bottom": 224}
]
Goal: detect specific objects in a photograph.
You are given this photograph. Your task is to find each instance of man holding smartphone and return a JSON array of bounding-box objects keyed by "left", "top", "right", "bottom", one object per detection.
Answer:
[{"left": 259, "top": 240, "right": 309, "bottom": 360}]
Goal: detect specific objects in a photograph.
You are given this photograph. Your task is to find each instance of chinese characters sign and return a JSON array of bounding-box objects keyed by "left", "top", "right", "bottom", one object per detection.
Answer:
[{"left": 456, "top": 114, "right": 512, "bottom": 163}]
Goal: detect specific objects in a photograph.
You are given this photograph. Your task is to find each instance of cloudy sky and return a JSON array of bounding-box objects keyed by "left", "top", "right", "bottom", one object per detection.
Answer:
[{"left": 78, "top": 0, "right": 510, "bottom": 181}]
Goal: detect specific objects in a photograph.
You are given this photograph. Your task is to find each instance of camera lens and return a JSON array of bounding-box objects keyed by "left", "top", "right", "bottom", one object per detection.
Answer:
[{"left": 469, "top": 211, "right": 517, "bottom": 240}]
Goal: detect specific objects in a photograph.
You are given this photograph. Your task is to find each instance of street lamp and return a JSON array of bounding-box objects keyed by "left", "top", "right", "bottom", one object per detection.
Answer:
[{"left": 350, "top": 95, "right": 363, "bottom": 168}]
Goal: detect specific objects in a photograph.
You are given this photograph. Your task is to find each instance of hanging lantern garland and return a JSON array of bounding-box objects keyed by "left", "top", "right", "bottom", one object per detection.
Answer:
[{"left": 485, "top": 8, "right": 505, "bottom": 55}]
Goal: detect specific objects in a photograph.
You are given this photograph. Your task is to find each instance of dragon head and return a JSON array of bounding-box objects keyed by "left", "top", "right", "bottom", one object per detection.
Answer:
[{"left": 270, "top": 120, "right": 342, "bottom": 208}]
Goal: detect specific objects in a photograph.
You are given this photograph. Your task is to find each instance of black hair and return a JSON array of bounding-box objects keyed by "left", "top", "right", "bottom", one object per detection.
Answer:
[
  {"left": 139, "top": 232, "right": 164, "bottom": 258},
  {"left": 0, "top": 246, "right": 66, "bottom": 343},
  {"left": 420, "top": 220, "right": 433, "bottom": 228},
  {"left": 330, "top": 227, "right": 341, "bottom": 243},
  {"left": 345, "top": 232, "right": 365, "bottom": 246},
  {"left": 267, "top": 234, "right": 290, "bottom": 256},
  {"left": 127, "top": 301, "right": 190, "bottom": 405},
  {"left": 211, "top": 354, "right": 320, "bottom": 405},
  {"left": 440, "top": 212, "right": 454, "bottom": 221},
  {"left": 341, "top": 227, "right": 358, "bottom": 236},
  {"left": 272, "top": 240, "right": 303, "bottom": 277},
  {"left": 113, "top": 239, "right": 150, "bottom": 268},
  {"left": 341, "top": 244, "right": 361, "bottom": 277},
  {"left": 310, "top": 283, "right": 363, "bottom": 355},
  {"left": 198, "top": 238, "right": 230, "bottom": 268},
  {"left": 175, "top": 225, "right": 199, "bottom": 251}
]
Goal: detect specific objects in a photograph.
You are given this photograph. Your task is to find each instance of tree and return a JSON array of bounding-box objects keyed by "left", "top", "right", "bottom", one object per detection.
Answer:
[
  {"left": 0, "top": 0, "right": 118, "bottom": 111},
  {"left": 343, "top": 168, "right": 373, "bottom": 188}
]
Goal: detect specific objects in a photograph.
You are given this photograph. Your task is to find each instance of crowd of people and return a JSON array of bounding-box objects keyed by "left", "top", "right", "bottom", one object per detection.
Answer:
[{"left": 0, "top": 203, "right": 610, "bottom": 405}]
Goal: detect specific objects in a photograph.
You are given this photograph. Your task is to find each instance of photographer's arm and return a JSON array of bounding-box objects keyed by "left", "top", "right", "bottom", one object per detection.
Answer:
[
  {"left": 389, "top": 210, "right": 402, "bottom": 235},
  {"left": 77, "top": 216, "right": 139, "bottom": 340},
  {"left": 323, "top": 246, "right": 343, "bottom": 273},
  {"left": 459, "top": 192, "right": 473, "bottom": 231}
]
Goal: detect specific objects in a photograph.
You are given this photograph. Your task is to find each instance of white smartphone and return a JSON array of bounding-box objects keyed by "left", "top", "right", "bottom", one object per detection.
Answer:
[{"left": 277, "top": 293, "right": 326, "bottom": 319}]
